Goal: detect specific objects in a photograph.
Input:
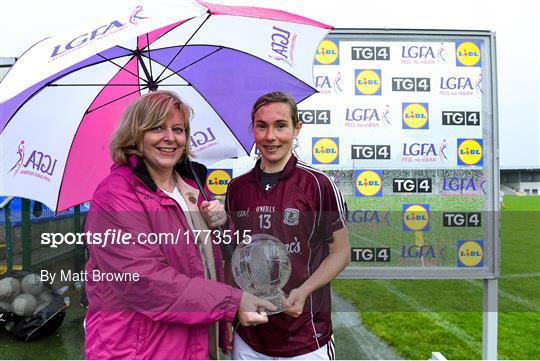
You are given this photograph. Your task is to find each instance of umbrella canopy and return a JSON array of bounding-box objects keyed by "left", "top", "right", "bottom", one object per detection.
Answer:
[{"left": 0, "top": 0, "right": 331, "bottom": 212}]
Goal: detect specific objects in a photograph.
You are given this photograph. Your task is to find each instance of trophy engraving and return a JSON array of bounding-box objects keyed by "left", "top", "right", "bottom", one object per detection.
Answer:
[{"left": 231, "top": 234, "right": 291, "bottom": 315}]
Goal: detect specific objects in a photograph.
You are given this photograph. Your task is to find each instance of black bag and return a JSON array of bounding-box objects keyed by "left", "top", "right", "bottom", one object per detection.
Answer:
[{"left": 0, "top": 271, "right": 66, "bottom": 341}]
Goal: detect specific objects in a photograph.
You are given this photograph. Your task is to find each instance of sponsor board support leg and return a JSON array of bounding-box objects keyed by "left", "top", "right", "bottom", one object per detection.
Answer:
[
  {"left": 21, "top": 198, "right": 31, "bottom": 270},
  {"left": 482, "top": 278, "right": 498, "bottom": 360},
  {"left": 431, "top": 351, "right": 447, "bottom": 360},
  {"left": 4, "top": 202, "right": 13, "bottom": 272}
]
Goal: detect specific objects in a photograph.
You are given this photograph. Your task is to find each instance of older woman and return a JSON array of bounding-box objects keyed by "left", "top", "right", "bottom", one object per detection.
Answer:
[{"left": 84, "top": 90, "right": 273, "bottom": 360}]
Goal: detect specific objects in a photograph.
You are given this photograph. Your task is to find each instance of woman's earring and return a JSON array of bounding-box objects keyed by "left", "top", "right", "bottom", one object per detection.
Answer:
[{"left": 292, "top": 138, "right": 299, "bottom": 155}]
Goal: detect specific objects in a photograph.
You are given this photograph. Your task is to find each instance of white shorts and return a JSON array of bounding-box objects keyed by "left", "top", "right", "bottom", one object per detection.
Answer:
[{"left": 232, "top": 331, "right": 335, "bottom": 360}]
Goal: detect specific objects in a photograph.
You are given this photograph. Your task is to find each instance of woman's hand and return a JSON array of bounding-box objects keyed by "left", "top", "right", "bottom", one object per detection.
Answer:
[
  {"left": 200, "top": 200, "right": 227, "bottom": 228},
  {"left": 237, "top": 292, "right": 276, "bottom": 326},
  {"left": 283, "top": 287, "right": 309, "bottom": 318}
]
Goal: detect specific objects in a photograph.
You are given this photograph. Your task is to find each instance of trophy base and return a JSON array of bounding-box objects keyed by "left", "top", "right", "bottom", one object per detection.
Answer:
[{"left": 257, "top": 290, "right": 287, "bottom": 315}]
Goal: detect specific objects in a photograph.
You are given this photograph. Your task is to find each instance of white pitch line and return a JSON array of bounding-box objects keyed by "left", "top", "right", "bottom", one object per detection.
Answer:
[
  {"left": 500, "top": 273, "right": 540, "bottom": 279},
  {"left": 349, "top": 232, "right": 382, "bottom": 247},
  {"left": 346, "top": 230, "right": 538, "bottom": 358},
  {"left": 464, "top": 280, "right": 540, "bottom": 311},
  {"left": 375, "top": 280, "right": 482, "bottom": 352},
  {"left": 351, "top": 233, "right": 539, "bottom": 283},
  {"left": 332, "top": 291, "right": 403, "bottom": 360}
]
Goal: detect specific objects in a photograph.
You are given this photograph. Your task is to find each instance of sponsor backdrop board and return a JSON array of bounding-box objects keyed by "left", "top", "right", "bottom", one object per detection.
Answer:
[
  {"left": 214, "top": 29, "right": 499, "bottom": 279},
  {"left": 303, "top": 29, "right": 498, "bottom": 279},
  {"left": 3, "top": 29, "right": 499, "bottom": 279}
]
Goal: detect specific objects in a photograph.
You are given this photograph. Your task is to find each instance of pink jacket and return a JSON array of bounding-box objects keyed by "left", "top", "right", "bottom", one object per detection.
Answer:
[{"left": 84, "top": 157, "right": 242, "bottom": 359}]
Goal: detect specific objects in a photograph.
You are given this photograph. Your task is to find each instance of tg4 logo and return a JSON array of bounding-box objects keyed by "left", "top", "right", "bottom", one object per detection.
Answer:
[{"left": 351, "top": 247, "right": 391, "bottom": 262}]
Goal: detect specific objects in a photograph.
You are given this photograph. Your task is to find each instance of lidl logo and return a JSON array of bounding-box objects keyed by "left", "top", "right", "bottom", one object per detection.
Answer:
[
  {"left": 354, "top": 170, "right": 383, "bottom": 197},
  {"left": 402, "top": 103, "right": 429, "bottom": 129},
  {"left": 457, "top": 138, "right": 483, "bottom": 166},
  {"left": 206, "top": 169, "right": 232, "bottom": 196},
  {"left": 402, "top": 204, "right": 430, "bottom": 232},
  {"left": 355, "top": 69, "right": 382, "bottom": 95},
  {"left": 312, "top": 137, "right": 339, "bottom": 164},
  {"left": 457, "top": 240, "right": 484, "bottom": 267},
  {"left": 315, "top": 39, "right": 339, "bottom": 65},
  {"left": 456, "top": 41, "right": 481, "bottom": 67}
]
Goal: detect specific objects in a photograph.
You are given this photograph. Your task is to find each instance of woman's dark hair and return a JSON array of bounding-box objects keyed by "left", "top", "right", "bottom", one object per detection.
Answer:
[{"left": 250, "top": 92, "right": 299, "bottom": 128}]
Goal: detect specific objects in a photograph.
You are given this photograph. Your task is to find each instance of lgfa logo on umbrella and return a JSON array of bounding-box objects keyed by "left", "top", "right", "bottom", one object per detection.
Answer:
[
  {"left": 8, "top": 140, "right": 58, "bottom": 182},
  {"left": 269, "top": 26, "right": 297, "bottom": 67},
  {"left": 50, "top": 6, "right": 149, "bottom": 59}
]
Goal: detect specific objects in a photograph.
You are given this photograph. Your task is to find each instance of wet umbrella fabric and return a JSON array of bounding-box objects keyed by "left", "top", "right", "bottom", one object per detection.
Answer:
[{"left": 0, "top": 0, "right": 330, "bottom": 211}]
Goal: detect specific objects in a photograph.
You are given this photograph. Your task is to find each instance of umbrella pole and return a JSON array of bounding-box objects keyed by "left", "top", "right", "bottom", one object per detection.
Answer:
[
  {"left": 186, "top": 159, "right": 235, "bottom": 260},
  {"left": 0, "top": 196, "right": 14, "bottom": 209},
  {"left": 186, "top": 158, "right": 208, "bottom": 202}
]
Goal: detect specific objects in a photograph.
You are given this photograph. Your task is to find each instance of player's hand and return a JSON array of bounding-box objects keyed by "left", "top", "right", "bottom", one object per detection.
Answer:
[
  {"left": 284, "top": 288, "right": 309, "bottom": 318},
  {"left": 200, "top": 200, "right": 226, "bottom": 228},
  {"left": 238, "top": 292, "right": 277, "bottom": 326}
]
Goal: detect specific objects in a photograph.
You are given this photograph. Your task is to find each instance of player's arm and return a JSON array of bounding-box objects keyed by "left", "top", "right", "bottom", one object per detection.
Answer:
[{"left": 284, "top": 227, "right": 350, "bottom": 317}]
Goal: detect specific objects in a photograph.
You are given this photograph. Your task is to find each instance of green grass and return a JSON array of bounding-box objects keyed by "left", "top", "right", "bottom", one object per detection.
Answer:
[
  {"left": 345, "top": 194, "right": 484, "bottom": 268},
  {"left": 333, "top": 195, "right": 540, "bottom": 359},
  {"left": 1, "top": 197, "right": 537, "bottom": 359}
]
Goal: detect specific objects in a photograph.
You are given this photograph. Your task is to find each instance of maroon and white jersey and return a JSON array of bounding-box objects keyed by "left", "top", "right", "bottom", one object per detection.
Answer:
[{"left": 226, "top": 155, "right": 347, "bottom": 357}]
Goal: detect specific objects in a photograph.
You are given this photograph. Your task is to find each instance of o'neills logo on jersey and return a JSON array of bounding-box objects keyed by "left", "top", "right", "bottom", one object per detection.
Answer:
[
  {"left": 256, "top": 205, "right": 275, "bottom": 213},
  {"left": 312, "top": 137, "right": 339, "bottom": 164},
  {"left": 8, "top": 140, "right": 58, "bottom": 183},
  {"left": 283, "top": 208, "right": 300, "bottom": 226},
  {"left": 50, "top": 6, "right": 148, "bottom": 60},
  {"left": 206, "top": 169, "right": 232, "bottom": 196}
]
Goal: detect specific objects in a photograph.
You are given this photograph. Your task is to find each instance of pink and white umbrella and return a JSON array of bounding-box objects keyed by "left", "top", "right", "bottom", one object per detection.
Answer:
[{"left": 0, "top": 0, "right": 330, "bottom": 212}]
